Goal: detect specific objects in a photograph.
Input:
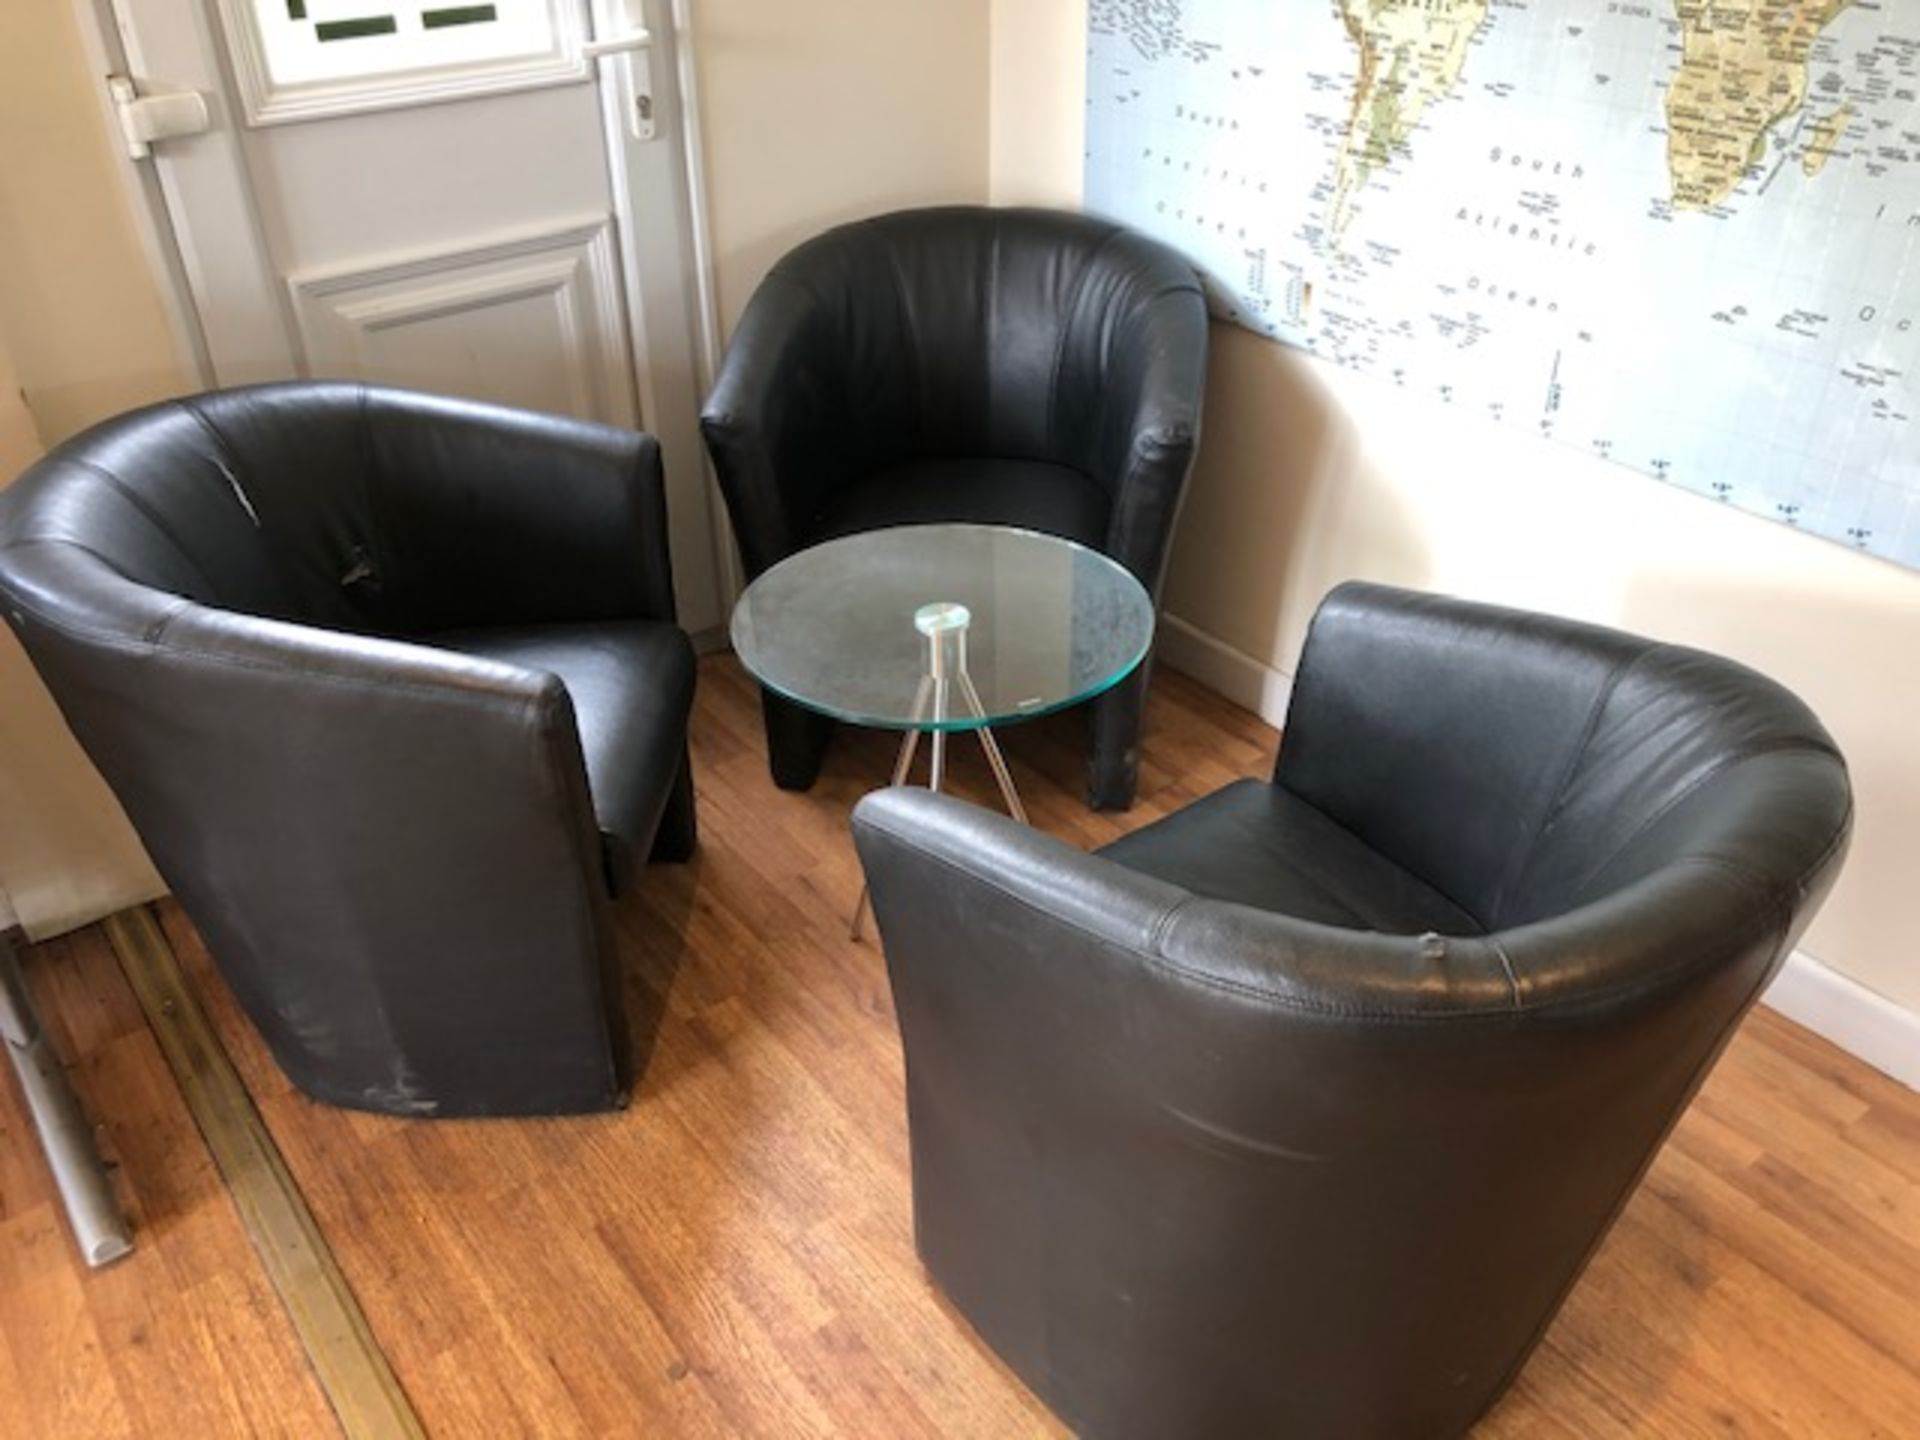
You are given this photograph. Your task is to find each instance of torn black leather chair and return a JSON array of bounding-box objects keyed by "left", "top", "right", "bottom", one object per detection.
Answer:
[
  {"left": 702, "top": 205, "right": 1209, "bottom": 810},
  {"left": 0, "top": 382, "right": 696, "bottom": 1117},
  {"left": 853, "top": 581, "right": 1852, "bottom": 1439}
]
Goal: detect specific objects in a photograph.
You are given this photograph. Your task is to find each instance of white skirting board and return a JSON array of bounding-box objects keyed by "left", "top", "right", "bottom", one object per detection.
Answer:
[
  {"left": 1156, "top": 612, "right": 1294, "bottom": 724},
  {"left": 1153, "top": 614, "right": 1920, "bottom": 1095},
  {"left": 1762, "top": 951, "right": 1920, "bottom": 1093}
]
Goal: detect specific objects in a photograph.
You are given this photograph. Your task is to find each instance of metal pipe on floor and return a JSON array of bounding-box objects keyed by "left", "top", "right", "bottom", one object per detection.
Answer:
[{"left": 0, "top": 933, "right": 133, "bottom": 1268}]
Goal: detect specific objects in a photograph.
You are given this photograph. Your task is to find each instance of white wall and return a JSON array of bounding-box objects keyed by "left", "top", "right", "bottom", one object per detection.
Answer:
[
  {"left": 988, "top": 0, "right": 1920, "bottom": 1022},
  {"left": 691, "top": 0, "right": 990, "bottom": 333}
]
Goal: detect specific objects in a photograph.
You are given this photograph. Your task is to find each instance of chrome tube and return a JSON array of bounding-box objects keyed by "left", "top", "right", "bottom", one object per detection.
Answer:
[{"left": 0, "top": 935, "right": 133, "bottom": 1267}]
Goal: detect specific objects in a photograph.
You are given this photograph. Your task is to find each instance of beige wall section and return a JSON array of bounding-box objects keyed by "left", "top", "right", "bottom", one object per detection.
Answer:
[
  {"left": 988, "top": 0, "right": 1086, "bottom": 209},
  {"left": 0, "top": 2, "right": 192, "bottom": 443},
  {"left": 691, "top": 0, "right": 992, "bottom": 333},
  {"left": 0, "top": 327, "right": 164, "bottom": 938},
  {"left": 0, "top": 338, "right": 33, "bottom": 934},
  {"left": 988, "top": 0, "right": 1919, "bottom": 1014},
  {"left": 0, "top": 2, "right": 181, "bottom": 934}
]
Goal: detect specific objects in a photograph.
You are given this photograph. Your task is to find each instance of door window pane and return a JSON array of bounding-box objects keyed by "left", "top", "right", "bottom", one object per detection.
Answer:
[{"left": 253, "top": 0, "right": 560, "bottom": 88}]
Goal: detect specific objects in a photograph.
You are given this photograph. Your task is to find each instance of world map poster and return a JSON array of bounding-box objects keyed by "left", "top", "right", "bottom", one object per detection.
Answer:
[{"left": 1085, "top": 1, "right": 1920, "bottom": 568}]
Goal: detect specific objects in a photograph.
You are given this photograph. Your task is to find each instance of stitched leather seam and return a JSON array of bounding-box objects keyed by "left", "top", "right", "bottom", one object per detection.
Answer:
[
  {"left": 1566, "top": 738, "right": 1846, "bottom": 900},
  {"left": 1488, "top": 644, "right": 1651, "bottom": 927},
  {"left": 857, "top": 813, "right": 1183, "bottom": 961},
  {"left": 176, "top": 393, "right": 235, "bottom": 457},
  {"left": 881, "top": 247, "right": 925, "bottom": 440},
  {"left": 525, "top": 681, "right": 625, "bottom": 1093},
  {"left": 1157, "top": 813, "right": 1387, "bottom": 930},
  {"left": 2, "top": 535, "right": 140, "bottom": 590},
  {"left": 760, "top": 266, "right": 830, "bottom": 314},
  {"left": 1263, "top": 785, "right": 1482, "bottom": 935},
  {"left": 861, "top": 815, "right": 1843, "bottom": 1025},
  {"left": 3, "top": 539, "right": 188, "bottom": 647},
  {"left": 1488, "top": 934, "right": 1523, "bottom": 1010},
  {"left": 1151, "top": 867, "right": 1806, "bottom": 1023},
  {"left": 630, "top": 436, "right": 676, "bottom": 623},
  {"left": 145, "top": 596, "right": 191, "bottom": 646},
  {"left": 1, "top": 583, "right": 551, "bottom": 712},
  {"left": 1148, "top": 893, "right": 1194, "bottom": 953},
  {"left": 354, "top": 384, "right": 397, "bottom": 601},
  {"left": 1045, "top": 228, "right": 1123, "bottom": 464},
  {"left": 1291, "top": 806, "right": 1479, "bottom": 932},
  {"left": 68, "top": 456, "right": 223, "bottom": 601},
  {"left": 175, "top": 396, "right": 252, "bottom": 527},
  {"left": 1247, "top": 856, "right": 1372, "bottom": 928},
  {"left": 181, "top": 391, "right": 323, "bottom": 606}
]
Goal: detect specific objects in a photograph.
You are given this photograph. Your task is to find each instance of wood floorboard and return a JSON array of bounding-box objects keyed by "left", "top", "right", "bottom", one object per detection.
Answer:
[
  {"left": 0, "top": 926, "right": 334, "bottom": 1438},
  {"left": 4, "top": 654, "right": 1920, "bottom": 1435}
]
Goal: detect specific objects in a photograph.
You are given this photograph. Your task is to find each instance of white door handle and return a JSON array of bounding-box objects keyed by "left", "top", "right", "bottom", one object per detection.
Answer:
[
  {"left": 581, "top": 27, "right": 657, "bottom": 141},
  {"left": 581, "top": 28, "right": 652, "bottom": 58}
]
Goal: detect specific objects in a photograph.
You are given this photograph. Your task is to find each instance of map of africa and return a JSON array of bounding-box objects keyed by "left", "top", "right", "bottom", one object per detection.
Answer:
[{"left": 1085, "top": 0, "right": 1920, "bottom": 568}]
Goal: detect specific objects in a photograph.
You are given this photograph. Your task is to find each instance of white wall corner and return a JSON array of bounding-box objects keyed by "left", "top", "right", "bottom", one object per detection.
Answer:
[
  {"left": 1763, "top": 951, "right": 1920, "bottom": 1094},
  {"left": 1156, "top": 613, "right": 1293, "bottom": 728}
]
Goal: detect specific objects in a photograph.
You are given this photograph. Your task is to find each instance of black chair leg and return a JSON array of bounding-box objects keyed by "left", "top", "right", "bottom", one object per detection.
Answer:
[
  {"left": 763, "top": 687, "right": 835, "bottom": 791},
  {"left": 649, "top": 747, "right": 698, "bottom": 862},
  {"left": 1088, "top": 662, "right": 1149, "bottom": 811}
]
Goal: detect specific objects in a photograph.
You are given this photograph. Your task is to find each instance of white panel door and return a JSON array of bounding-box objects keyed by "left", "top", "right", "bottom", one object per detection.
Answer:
[{"left": 101, "top": 0, "right": 722, "bottom": 631}]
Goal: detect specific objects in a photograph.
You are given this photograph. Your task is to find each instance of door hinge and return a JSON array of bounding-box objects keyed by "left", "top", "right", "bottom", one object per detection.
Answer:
[{"left": 108, "top": 74, "right": 211, "bottom": 160}]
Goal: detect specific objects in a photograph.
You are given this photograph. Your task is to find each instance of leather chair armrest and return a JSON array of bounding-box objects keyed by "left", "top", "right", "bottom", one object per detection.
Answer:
[
  {"left": 1089, "top": 287, "right": 1209, "bottom": 593},
  {"left": 162, "top": 599, "right": 571, "bottom": 713},
  {"left": 701, "top": 274, "right": 862, "bottom": 576},
  {"left": 78, "top": 598, "right": 628, "bottom": 1111},
  {"left": 363, "top": 390, "right": 678, "bottom": 628},
  {"left": 851, "top": 786, "right": 1518, "bottom": 1019},
  {"left": 852, "top": 786, "right": 1191, "bottom": 964}
]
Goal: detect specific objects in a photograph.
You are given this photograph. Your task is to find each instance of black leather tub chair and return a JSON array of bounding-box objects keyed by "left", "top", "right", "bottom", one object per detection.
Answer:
[
  {"left": 702, "top": 205, "right": 1209, "bottom": 810},
  {"left": 0, "top": 383, "right": 697, "bottom": 1117},
  {"left": 853, "top": 581, "right": 1852, "bottom": 1438}
]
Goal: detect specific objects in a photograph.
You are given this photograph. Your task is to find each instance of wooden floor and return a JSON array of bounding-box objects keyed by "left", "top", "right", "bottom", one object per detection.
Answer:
[{"left": 4, "top": 654, "right": 1920, "bottom": 1437}]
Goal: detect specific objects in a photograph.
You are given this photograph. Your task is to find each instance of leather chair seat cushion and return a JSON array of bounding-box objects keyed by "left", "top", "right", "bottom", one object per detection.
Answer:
[
  {"left": 431, "top": 620, "right": 696, "bottom": 892},
  {"left": 810, "top": 457, "right": 1111, "bottom": 551},
  {"left": 1097, "top": 778, "right": 1484, "bottom": 936}
]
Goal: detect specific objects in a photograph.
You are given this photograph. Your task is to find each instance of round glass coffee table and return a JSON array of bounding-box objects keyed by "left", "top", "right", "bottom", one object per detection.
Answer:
[{"left": 730, "top": 523, "right": 1155, "bottom": 934}]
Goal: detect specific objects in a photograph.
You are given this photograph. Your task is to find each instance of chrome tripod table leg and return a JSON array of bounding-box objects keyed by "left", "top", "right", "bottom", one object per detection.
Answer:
[
  {"left": 852, "top": 677, "right": 933, "bottom": 940},
  {"left": 853, "top": 605, "right": 1032, "bottom": 941},
  {"left": 959, "top": 671, "right": 1028, "bottom": 825}
]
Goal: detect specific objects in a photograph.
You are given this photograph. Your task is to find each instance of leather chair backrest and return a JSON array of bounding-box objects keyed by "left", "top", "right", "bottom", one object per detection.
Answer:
[
  {"left": 759, "top": 206, "right": 1204, "bottom": 484},
  {"left": 1276, "top": 582, "right": 1849, "bottom": 936},
  {"left": 2, "top": 384, "right": 662, "bottom": 647},
  {"left": 8, "top": 386, "right": 379, "bottom": 634}
]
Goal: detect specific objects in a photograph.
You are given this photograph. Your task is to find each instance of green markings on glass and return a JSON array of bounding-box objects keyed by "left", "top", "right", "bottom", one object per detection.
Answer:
[
  {"left": 422, "top": 3, "right": 498, "bottom": 26},
  {"left": 301, "top": 2, "right": 498, "bottom": 44},
  {"left": 315, "top": 14, "right": 398, "bottom": 40}
]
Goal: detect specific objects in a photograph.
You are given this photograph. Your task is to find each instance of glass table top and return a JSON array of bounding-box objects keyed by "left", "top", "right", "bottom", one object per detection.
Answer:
[{"left": 729, "top": 524, "right": 1155, "bottom": 732}]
